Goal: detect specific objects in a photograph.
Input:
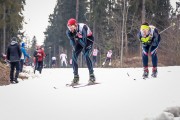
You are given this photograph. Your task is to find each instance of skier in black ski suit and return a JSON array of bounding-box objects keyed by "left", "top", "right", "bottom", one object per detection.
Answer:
[
  {"left": 137, "top": 22, "right": 161, "bottom": 78},
  {"left": 66, "top": 18, "right": 95, "bottom": 85}
]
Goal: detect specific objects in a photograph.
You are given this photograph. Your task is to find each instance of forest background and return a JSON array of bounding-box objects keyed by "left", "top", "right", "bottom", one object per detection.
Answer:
[{"left": 0, "top": 0, "right": 179, "bottom": 68}]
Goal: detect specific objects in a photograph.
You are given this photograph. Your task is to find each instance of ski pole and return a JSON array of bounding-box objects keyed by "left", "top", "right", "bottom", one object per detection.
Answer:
[{"left": 159, "top": 23, "right": 176, "bottom": 34}]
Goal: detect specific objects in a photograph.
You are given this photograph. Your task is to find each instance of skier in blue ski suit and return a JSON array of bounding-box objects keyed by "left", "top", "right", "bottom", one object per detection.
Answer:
[
  {"left": 66, "top": 18, "right": 95, "bottom": 85},
  {"left": 137, "top": 22, "right": 161, "bottom": 78}
]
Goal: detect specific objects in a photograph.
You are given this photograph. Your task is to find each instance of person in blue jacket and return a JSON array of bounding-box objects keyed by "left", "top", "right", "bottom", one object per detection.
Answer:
[
  {"left": 137, "top": 22, "right": 161, "bottom": 78},
  {"left": 66, "top": 18, "right": 96, "bottom": 85},
  {"left": 20, "top": 42, "right": 30, "bottom": 72}
]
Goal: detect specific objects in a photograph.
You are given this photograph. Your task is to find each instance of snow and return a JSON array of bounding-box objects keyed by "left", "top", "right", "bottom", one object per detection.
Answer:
[{"left": 0, "top": 66, "right": 180, "bottom": 120}]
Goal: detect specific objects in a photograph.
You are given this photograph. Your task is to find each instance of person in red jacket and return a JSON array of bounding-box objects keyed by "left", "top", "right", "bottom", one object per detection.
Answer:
[{"left": 33, "top": 45, "right": 45, "bottom": 74}]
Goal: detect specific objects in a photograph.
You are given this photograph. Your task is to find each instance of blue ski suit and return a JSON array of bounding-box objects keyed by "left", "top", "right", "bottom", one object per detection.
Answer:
[
  {"left": 137, "top": 25, "right": 161, "bottom": 68},
  {"left": 66, "top": 23, "right": 94, "bottom": 75}
]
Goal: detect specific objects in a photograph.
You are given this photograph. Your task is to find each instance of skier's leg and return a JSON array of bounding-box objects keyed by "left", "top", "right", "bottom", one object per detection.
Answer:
[
  {"left": 62, "top": 61, "right": 64, "bottom": 67},
  {"left": 142, "top": 45, "right": 150, "bottom": 77},
  {"left": 14, "top": 61, "right": 20, "bottom": 83},
  {"left": 19, "top": 59, "right": 23, "bottom": 72},
  {"left": 150, "top": 45, "right": 159, "bottom": 77},
  {"left": 83, "top": 39, "right": 95, "bottom": 82},
  {"left": 10, "top": 62, "right": 15, "bottom": 83},
  {"left": 40, "top": 61, "right": 43, "bottom": 73},
  {"left": 60, "top": 60, "right": 63, "bottom": 67},
  {"left": 150, "top": 45, "right": 158, "bottom": 68},
  {"left": 92, "top": 56, "right": 96, "bottom": 67},
  {"left": 109, "top": 58, "right": 112, "bottom": 66},
  {"left": 65, "top": 60, "right": 67, "bottom": 67},
  {"left": 102, "top": 58, "right": 107, "bottom": 67},
  {"left": 83, "top": 42, "right": 94, "bottom": 74},
  {"left": 72, "top": 43, "right": 83, "bottom": 78},
  {"left": 37, "top": 61, "right": 40, "bottom": 71}
]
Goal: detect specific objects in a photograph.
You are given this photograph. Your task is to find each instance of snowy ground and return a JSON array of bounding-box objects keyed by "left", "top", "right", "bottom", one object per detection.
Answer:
[{"left": 0, "top": 66, "right": 180, "bottom": 120}]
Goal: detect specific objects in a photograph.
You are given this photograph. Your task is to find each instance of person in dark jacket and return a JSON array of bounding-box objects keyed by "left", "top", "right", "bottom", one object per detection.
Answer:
[
  {"left": 137, "top": 22, "right": 161, "bottom": 78},
  {"left": 6, "top": 37, "right": 21, "bottom": 83}
]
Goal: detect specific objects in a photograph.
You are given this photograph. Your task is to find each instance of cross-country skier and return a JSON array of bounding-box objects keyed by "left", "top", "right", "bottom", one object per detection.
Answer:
[
  {"left": 51, "top": 56, "right": 57, "bottom": 68},
  {"left": 137, "top": 22, "right": 161, "bottom": 78},
  {"left": 59, "top": 52, "right": 67, "bottom": 67},
  {"left": 102, "top": 50, "right": 112, "bottom": 67},
  {"left": 66, "top": 18, "right": 96, "bottom": 86},
  {"left": 92, "top": 47, "right": 98, "bottom": 67}
]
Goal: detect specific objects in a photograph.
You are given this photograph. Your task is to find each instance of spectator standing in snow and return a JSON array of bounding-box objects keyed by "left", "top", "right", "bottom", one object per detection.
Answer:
[{"left": 6, "top": 37, "right": 21, "bottom": 83}]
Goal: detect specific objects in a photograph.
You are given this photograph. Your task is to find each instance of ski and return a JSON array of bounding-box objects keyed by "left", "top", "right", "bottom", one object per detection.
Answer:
[
  {"left": 73, "top": 82, "right": 100, "bottom": 88},
  {"left": 66, "top": 83, "right": 80, "bottom": 87},
  {"left": 142, "top": 76, "right": 148, "bottom": 80}
]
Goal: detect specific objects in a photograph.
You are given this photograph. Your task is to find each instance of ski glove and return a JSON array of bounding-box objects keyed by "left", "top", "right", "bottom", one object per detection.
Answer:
[{"left": 140, "top": 36, "right": 151, "bottom": 44}]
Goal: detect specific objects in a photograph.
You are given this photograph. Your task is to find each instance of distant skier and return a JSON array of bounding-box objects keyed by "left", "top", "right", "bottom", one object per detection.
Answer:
[
  {"left": 51, "top": 56, "right": 57, "bottom": 68},
  {"left": 59, "top": 52, "right": 67, "bottom": 67},
  {"left": 137, "top": 22, "right": 161, "bottom": 78},
  {"left": 66, "top": 18, "right": 96, "bottom": 86},
  {"left": 102, "top": 50, "right": 112, "bottom": 67},
  {"left": 92, "top": 47, "right": 99, "bottom": 67}
]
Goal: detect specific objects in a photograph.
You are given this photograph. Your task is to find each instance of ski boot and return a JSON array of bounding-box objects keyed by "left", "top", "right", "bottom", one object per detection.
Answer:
[
  {"left": 11, "top": 78, "right": 19, "bottom": 84},
  {"left": 88, "top": 74, "right": 96, "bottom": 85},
  {"left": 102, "top": 62, "right": 105, "bottom": 67},
  {"left": 142, "top": 67, "right": 149, "bottom": 78},
  {"left": 151, "top": 67, "right": 157, "bottom": 78},
  {"left": 10, "top": 80, "right": 14, "bottom": 84},
  {"left": 69, "top": 75, "right": 79, "bottom": 86},
  {"left": 14, "top": 79, "right": 19, "bottom": 83}
]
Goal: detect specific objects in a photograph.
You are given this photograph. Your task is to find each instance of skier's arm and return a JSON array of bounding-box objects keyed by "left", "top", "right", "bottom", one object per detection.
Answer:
[
  {"left": 22, "top": 48, "right": 30, "bottom": 58},
  {"left": 78, "top": 26, "right": 87, "bottom": 48},
  {"left": 18, "top": 45, "right": 22, "bottom": 59},
  {"left": 66, "top": 30, "right": 76, "bottom": 50},
  {"left": 42, "top": 50, "right": 46, "bottom": 59},
  {"left": 33, "top": 51, "right": 37, "bottom": 57},
  {"left": 60, "top": 54, "right": 62, "bottom": 60},
  {"left": 153, "top": 28, "right": 161, "bottom": 43}
]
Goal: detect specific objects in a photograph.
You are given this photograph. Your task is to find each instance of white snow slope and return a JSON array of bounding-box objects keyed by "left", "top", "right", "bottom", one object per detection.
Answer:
[{"left": 0, "top": 66, "right": 180, "bottom": 120}]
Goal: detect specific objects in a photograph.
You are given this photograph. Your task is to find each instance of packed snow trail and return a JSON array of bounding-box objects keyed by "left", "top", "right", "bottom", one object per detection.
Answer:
[{"left": 0, "top": 66, "right": 180, "bottom": 120}]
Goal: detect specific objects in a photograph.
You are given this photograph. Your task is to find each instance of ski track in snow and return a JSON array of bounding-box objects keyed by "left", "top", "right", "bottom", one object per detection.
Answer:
[{"left": 0, "top": 66, "right": 180, "bottom": 120}]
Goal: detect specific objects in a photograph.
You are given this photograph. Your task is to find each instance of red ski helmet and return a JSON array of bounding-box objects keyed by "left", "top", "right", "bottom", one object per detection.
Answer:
[{"left": 67, "top": 18, "right": 77, "bottom": 26}]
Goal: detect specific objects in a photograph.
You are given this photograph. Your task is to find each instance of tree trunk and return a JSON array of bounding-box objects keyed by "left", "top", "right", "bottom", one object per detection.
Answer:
[{"left": 3, "top": 3, "right": 6, "bottom": 54}]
